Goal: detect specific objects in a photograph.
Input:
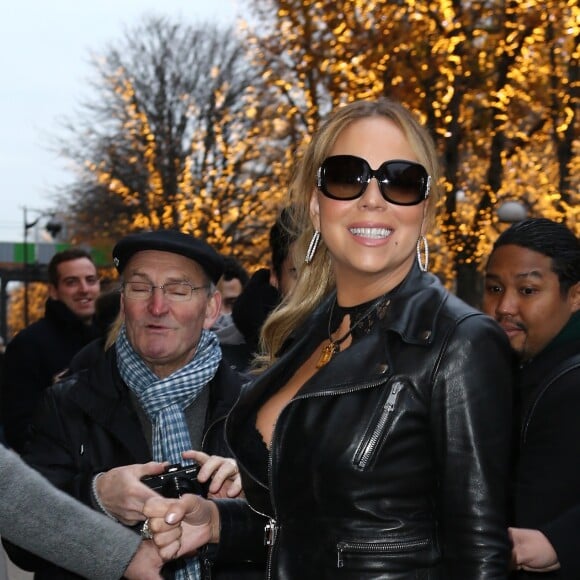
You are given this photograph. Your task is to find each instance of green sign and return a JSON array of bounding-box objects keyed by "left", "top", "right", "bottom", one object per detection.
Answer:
[{"left": 1, "top": 242, "right": 110, "bottom": 266}]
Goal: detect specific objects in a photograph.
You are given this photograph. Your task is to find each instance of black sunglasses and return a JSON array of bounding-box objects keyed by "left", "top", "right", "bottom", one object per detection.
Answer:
[{"left": 317, "top": 155, "right": 431, "bottom": 206}]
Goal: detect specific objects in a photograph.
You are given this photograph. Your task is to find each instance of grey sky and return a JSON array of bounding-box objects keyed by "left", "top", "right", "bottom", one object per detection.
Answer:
[{"left": 0, "top": 0, "right": 240, "bottom": 242}]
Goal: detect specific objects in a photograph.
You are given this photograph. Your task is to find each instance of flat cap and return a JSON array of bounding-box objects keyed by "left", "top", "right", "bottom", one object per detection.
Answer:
[{"left": 113, "top": 230, "right": 224, "bottom": 284}]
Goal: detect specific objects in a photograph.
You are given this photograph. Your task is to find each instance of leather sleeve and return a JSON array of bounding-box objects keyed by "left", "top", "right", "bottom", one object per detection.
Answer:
[
  {"left": 431, "top": 312, "right": 514, "bottom": 578},
  {"left": 209, "top": 498, "right": 268, "bottom": 564}
]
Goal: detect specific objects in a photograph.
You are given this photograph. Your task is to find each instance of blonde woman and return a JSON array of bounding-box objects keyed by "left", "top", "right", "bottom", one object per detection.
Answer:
[{"left": 145, "top": 98, "right": 514, "bottom": 579}]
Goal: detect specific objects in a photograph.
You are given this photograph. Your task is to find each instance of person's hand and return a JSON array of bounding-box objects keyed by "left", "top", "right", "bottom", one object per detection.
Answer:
[
  {"left": 143, "top": 494, "right": 220, "bottom": 559},
  {"left": 182, "top": 450, "right": 243, "bottom": 498},
  {"left": 509, "top": 527, "right": 561, "bottom": 572},
  {"left": 95, "top": 462, "right": 167, "bottom": 525},
  {"left": 123, "top": 540, "right": 164, "bottom": 579}
]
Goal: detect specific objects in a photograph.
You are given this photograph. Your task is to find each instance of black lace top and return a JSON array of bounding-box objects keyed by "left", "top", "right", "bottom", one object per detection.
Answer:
[
  {"left": 328, "top": 294, "right": 391, "bottom": 341},
  {"left": 238, "top": 412, "right": 270, "bottom": 485}
]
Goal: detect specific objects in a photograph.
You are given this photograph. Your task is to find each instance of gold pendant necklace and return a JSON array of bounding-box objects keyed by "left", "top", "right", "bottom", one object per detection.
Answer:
[
  {"left": 316, "top": 295, "right": 389, "bottom": 369},
  {"left": 317, "top": 341, "right": 339, "bottom": 368}
]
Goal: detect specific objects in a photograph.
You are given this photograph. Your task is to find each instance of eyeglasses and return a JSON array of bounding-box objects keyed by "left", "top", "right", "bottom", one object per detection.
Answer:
[
  {"left": 317, "top": 155, "right": 430, "bottom": 205},
  {"left": 122, "top": 281, "right": 209, "bottom": 302}
]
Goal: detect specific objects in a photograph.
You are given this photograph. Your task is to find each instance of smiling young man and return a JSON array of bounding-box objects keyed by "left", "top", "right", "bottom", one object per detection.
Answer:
[
  {"left": 2, "top": 248, "right": 101, "bottom": 452},
  {"left": 483, "top": 217, "right": 580, "bottom": 579}
]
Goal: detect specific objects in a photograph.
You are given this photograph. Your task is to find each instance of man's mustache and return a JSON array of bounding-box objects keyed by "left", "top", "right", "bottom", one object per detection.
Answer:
[{"left": 498, "top": 316, "right": 527, "bottom": 332}]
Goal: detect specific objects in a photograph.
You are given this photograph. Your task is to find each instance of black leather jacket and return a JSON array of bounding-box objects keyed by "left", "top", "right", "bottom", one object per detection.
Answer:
[
  {"left": 2, "top": 298, "right": 100, "bottom": 452},
  {"left": 217, "top": 265, "right": 514, "bottom": 579}
]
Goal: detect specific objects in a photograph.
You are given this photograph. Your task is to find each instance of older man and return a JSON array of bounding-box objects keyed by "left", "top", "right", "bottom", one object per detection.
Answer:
[{"left": 5, "top": 231, "right": 250, "bottom": 580}]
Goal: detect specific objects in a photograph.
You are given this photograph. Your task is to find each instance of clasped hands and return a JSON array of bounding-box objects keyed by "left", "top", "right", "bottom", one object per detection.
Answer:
[
  {"left": 141, "top": 486, "right": 221, "bottom": 562},
  {"left": 93, "top": 450, "right": 240, "bottom": 579}
]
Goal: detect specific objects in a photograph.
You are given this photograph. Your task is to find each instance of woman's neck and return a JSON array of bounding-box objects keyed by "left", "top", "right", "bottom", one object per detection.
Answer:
[{"left": 333, "top": 269, "right": 410, "bottom": 306}]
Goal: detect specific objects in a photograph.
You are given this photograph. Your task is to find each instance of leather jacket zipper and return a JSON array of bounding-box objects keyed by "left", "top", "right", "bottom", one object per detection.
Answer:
[
  {"left": 337, "top": 537, "right": 430, "bottom": 568},
  {"left": 224, "top": 450, "right": 277, "bottom": 580},
  {"left": 265, "top": 422, "right": 279, "bottom": 580},
  {"left": 264, "top": 518, "right": 278, "bottom": 546},
  {"left": 355, "top": 381, "right": 404, "bottom": 469},
  {"left": 259, "top": 378, "right": 392, "bottom": 579},
  {"left": 225, "top": 413, "right": 278, "bottom": 580}
]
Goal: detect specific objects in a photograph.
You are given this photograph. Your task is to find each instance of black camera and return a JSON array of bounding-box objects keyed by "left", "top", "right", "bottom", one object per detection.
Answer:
[{"left": 141, "top": 463, "right": 205, "bottom": 498}]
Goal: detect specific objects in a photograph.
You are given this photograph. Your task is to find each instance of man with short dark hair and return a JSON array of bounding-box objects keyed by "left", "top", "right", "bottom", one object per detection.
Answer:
[
  {"left": 483, "top": 217, "right": 580, "bottom": 578},
  {"left": 212, "top": 256, "right": 251, "bottom": 372},
  {"left": 217, "top": 256, "right": 249, "bottom": 317},
  {"left": 2, "top": 248, "right": 101, "bottom": 452}
]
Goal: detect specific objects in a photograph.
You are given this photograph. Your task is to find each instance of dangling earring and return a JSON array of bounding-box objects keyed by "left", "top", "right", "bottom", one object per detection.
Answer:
[
  {"left": 305, "top": 230, "right": 321, "bottom": 264},
  {"left": 416, "top": 235, "right": 429, "bottom": 272}
]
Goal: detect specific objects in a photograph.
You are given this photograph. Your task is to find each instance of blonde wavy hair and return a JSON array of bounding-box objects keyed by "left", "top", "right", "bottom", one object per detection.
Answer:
[
  {"left": 255, "top": 98, "right": 441, "bottom": 370},
  {"left": 105, "top": 313, "right": 123, "bottom": 350}
]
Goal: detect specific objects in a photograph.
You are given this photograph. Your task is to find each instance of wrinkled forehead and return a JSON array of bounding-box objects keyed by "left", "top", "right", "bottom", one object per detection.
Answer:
[{"left": 124, "top": 250, "right": 208, "bottom": 282}]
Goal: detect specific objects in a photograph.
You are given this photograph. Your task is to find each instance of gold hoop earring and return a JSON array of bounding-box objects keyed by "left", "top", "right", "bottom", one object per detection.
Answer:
[
  {"left": 416, "top": 235, "right": 429, "bottom": 272},
  {"left": 305, "top": 230, "right": 321, "bottom": 264}
]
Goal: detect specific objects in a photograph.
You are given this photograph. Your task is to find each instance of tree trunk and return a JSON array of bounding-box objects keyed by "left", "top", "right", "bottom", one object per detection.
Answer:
[{"left": 454, "top": 261, "right": 483, "bottom": 309}]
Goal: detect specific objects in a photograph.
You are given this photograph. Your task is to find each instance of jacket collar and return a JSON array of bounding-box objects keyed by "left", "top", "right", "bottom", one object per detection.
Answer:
[
  {"left": 285, "top": 263, "right": 448, "bottom": 351},
  {"left": 238, "top": 264, "right": 450, "bottom": 408},
  {"left": 531, "top": 310, "right": 580, "bottom": 362},
  {"left": 519, "top": 311, "right": 580, "bottom": 393},
  {"left": 45, "top": 297, "right": 99, "bottom": 340},
  {"left": 381, "top": 263, "right": 448, "bottom": 345}
]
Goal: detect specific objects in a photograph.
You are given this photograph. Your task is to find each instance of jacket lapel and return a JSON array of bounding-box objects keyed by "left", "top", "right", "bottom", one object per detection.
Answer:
[{"left": 67, "top": 350, "right": 151, "bottom": 463}]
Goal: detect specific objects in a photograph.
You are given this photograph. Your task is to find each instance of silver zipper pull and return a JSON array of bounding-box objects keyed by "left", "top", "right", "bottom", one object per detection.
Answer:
[
  {"left": 264, "top": 518, "right": 278, "bottom": 546},
  {"left": 385, "top": 381, "right": 403, "bottom": 411}
]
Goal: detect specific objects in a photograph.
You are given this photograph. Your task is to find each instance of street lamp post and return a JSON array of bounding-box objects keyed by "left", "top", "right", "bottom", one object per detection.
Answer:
[
  {"left": 23, "top": 207, "right": 41, "bottom": 328},
  {"left": 22, "top": 207, "right": 61, "bottom": 328}
]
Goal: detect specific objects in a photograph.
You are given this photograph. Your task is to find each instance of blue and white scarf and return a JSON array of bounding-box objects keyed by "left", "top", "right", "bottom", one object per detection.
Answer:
[{"left": 116, "top": 325, "right": 222, "bottom": 580}]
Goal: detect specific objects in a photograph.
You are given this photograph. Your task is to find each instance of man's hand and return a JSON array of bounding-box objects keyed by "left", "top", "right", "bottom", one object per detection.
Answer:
[
  {"left": 95, "top": 462, "right": 167, "bottom": 525},
  {"left": 182, "top": 450, "right": 243, "bottom": 498},
  {"left": 143, "top": 494, "right": 220, "bottom": 559},
  {"left": 509, "top": 527, "right": 561, "bottom": 572},
  {"left": 123, "top": 541, "right": 164, "bottom": 579}
]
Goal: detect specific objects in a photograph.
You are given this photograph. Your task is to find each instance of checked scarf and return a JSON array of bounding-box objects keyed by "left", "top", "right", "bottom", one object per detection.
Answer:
[{"left": 116, "top": 325, "right": 222, "bottom": 580}]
